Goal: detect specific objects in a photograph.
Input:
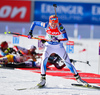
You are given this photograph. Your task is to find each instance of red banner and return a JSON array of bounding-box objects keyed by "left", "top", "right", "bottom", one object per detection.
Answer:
[
  {"left": 66, "top": 41, "right": 74, "bottom": 45},
  {"left": 0, "top": 0, "right": 31, "bottom": 22}
]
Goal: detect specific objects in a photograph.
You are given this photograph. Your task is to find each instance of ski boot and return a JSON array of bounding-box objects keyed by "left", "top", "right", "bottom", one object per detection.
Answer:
[
  {"left": 37, "top": 75, "right": 46, "bottom": 88},
  {"left": 74, "top": 73, "right": 89, "bottom": 86}
]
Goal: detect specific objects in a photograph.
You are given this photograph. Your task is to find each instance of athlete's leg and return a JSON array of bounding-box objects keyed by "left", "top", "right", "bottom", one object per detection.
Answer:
[
  {"left": 56, "top": 47, "right": 88, "bottom": 85},
  {"left": 52, "top": 45, "right": 78, "bottom": 74},
  {"left": 41, "top": 51, "right": 50, "bottom": 75},
  {"left": 59, "top": 51, "right": 77, "bottom": 74},
  {"left": 38, "top": 45, "right": 54, "bottom": 87}
]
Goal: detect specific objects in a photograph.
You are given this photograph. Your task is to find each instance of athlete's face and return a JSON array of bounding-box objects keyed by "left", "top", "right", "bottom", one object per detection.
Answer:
[{"left": 49, "top": 22, "right": 57, "bottom": 29}]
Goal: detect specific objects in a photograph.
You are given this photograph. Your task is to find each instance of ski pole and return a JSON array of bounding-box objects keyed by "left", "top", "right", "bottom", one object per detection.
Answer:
[
  {"left": 4, "top": 31, "right": 68, "bottom": 42},
  {"left": 76, "top": 60, "right": 90, "bottom": 66},
  {"left": 53, "top": 4, "right": 57, "bottom": 16},
  {"left": 70, "top": 59, "right": 91, "bottom": 66}
]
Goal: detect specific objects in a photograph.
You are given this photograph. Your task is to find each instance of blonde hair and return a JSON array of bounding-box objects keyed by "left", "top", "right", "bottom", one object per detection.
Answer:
[{"left": 49, "top": 15, "right": 57, "bottom": 18}]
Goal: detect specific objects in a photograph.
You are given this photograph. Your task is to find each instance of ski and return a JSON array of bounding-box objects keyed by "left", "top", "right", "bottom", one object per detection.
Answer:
[
  {"left": 16, "top": 85, "right": 45, "bottom": 91},
  {"left": 71, "top": 83, "right": 100, "bottom": 90},
  {"left": 36, "top": 83, "right": 45, "bottom": 88},
  {"left": 15, "top": 87, "right": 36, "bottom": 91},
  {"left": 4, "top": 31, "right": 67, "bottom": 42}
]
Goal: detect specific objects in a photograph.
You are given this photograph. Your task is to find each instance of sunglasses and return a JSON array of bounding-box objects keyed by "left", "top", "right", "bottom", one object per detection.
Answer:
[{"left": 50, "top": 18, "right": 57, "bottom": 20}]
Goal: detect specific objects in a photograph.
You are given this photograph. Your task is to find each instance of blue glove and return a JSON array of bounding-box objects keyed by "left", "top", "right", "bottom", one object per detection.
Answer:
[{"left": 28, "top": 30, "right": 33, "bottom": 39}]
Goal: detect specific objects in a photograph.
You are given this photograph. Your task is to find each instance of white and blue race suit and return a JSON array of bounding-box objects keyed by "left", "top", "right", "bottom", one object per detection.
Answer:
[{"left": 30, "top": 21, "right": 78, "bottom": 75}]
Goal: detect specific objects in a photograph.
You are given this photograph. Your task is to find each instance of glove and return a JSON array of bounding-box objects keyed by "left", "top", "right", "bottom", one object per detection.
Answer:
[
  {"left": 51, "top": 36, "right": 60, "bottom": 42},
  {"left": 70, "top": 59, "right": 74, "bottom": 63},
  {"left": 28, "top": 30, "right": 33, "bottom": 39},
  {"left": 4, "top": 48, "right": 10, "bottom": 54},
  {"left": 8, "top": 48, "right": 13, "bottom": 53},
  {"left": 4, "top": 48, "right": 16, "bottom": 54},
  {"left": 9, "top": 48, "right": 16, "bottom": 54},
  {"left": 41, "top": 39, "right": 46, "bottom": 43}
]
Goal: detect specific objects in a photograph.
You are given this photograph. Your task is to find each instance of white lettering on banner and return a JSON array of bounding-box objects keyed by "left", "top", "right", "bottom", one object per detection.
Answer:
[
  {"left": 11, "top": 7, "right": 26, "bottom": 18},
  {"left": 0, "top": 6, "right": 27, "bottom": 19},
  {"left": 41, "top": 4, "right": 83, "bottom": 15},
  {"left": 41, "top": 4, "right": 54, "bottom": 13},
  {"left": 0, "top": 6, "right": 11, "bottom": 18},
  {"left": 92, "top": 5, "right": 100, "bottom": 15}
]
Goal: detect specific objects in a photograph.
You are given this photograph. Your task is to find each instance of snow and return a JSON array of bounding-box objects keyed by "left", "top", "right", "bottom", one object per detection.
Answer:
[
  {"left": 0, "top": 68, "right": 100, "bottom": 95},
  {"left": 0, "top": 30, "right": 100, "bottom": 95}
]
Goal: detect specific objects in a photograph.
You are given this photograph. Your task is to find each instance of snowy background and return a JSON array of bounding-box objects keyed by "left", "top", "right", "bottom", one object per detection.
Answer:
[
  {"left": 0, "top": 68, "right": 100, "bottom": 95},
  {"left": 0, "top": 22, "right": 100, "bottom": 95}
]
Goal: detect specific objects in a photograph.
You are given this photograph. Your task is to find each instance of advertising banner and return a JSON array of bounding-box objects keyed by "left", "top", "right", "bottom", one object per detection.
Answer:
[
  {"left": 0, "top": 0, "right": 31, "bottom": 22},
  {"left": 13, "top": 35, "right": 19, "bottom": 44},
  {"left": 66, "top": 41, "right": 74, "bottom": 53},
  {"left": 34, "top": 1, "right": 100, "bottom": 25}
]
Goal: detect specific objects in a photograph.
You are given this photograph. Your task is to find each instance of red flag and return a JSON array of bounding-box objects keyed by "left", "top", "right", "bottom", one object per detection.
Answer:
[{"left": 79, "top": 48, "right": 86, "bottom": 53}]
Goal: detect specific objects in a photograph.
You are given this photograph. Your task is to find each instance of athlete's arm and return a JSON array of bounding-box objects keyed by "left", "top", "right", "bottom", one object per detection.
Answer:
[
  {"left": 59, "top": 23, "right": 69, "bottom": 43},
  {"left": 30, "top": 21, "right": 48, "bottom": 32}
]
